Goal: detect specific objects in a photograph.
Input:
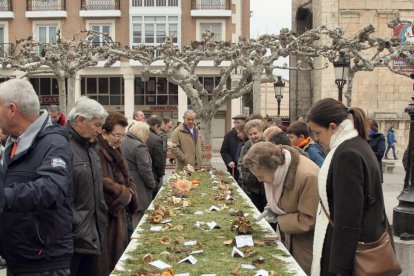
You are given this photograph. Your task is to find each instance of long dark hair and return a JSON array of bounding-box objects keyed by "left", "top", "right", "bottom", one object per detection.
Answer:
[{"left": 307, "top": 98, "right": 367, "bottom": 139}]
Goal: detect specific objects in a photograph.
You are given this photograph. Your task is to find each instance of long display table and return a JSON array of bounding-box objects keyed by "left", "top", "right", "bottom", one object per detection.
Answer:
[{"left": 112, "top": 169, "right": 306, "bottom": 276}]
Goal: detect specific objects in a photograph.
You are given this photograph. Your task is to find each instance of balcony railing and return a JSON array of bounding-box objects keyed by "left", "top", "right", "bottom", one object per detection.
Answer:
[
  {"left": 191, "top": 0, "right": 230, "bottom": 10},
  {"left": 81, "top": 0, "right": 120, "bottom": 10},
  {"left": 0, "top": 43, "right": 12, "bottom": 58},
  {"left": 26, "top": 0, "right": 65, "bottom": 11},
  {"left": 132, "top": 0, "right": 178, "bottom": 7},
  {"left": 191, "top": 40, "right": 231, "bottom": 50},
  {"left": 90, "top": 41, "right": 120, "bottom": 48},
  {"left": 0, "top": 0, "right": 12, "bottom": 11}
]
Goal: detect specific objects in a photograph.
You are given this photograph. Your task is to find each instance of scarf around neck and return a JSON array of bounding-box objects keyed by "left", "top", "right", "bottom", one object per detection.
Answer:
[
  {"left": 311, "top": 119, "right": 358, "bottom": 275},
  {"left": 264, "top": 149, "right": 291, "bottom": 215}
]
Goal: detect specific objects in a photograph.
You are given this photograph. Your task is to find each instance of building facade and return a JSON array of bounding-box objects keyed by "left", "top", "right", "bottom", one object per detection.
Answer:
[
  {"left": 0, "top": 0, "right": 250, "bottom": 149},
  {"left": 291, "top": 0, "right": 413, "bottom": 154}
]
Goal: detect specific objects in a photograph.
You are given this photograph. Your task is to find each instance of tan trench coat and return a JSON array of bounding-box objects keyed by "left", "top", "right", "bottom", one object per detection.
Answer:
[
  {"left": 277, "top": 146, "right": 319, "bottom": 275},
  {"left": 170, "top": 124, "right": 203, "bottom": 171}
]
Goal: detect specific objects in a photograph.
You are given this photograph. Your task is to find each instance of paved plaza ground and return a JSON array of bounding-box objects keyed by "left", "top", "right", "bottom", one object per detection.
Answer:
[{"left": 0, "top": 153, "right": 407, "bottom": 275}]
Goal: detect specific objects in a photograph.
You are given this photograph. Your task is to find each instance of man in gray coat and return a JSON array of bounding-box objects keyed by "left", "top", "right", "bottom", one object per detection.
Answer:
[{"left": 66, "top": 97, "right": 108, "bottom": 276}]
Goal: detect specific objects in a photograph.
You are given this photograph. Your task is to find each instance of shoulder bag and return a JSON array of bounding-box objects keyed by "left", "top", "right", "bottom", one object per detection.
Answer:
[{"left": 320, "top": 200, "right": 401, "bottom": 276}]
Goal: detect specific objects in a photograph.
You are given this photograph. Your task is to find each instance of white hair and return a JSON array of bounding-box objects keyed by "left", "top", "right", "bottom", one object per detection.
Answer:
[
  {"left": 0, "top": 79, "right": 40, "bottom": 115},
  {"left": 68, "top": 96, "right": 108, "bottom": 123}
]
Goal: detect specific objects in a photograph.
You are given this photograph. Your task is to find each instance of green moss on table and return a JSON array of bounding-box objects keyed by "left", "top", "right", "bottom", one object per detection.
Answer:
[{"left": 112, "top": 171, "right": 293, "bottom": 276}]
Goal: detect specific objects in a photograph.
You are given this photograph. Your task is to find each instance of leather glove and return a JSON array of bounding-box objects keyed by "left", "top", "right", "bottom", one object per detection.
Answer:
[{"left": 256, "top": 206, "right": 278, "bottom": 224}]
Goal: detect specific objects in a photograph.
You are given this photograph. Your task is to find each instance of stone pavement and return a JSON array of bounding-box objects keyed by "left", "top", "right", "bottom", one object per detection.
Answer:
[{"left": 0, "top": 153, "right": 406, "bottom": 275}]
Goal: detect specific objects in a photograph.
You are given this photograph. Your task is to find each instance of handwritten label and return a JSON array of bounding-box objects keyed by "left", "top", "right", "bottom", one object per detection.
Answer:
[
  {"left": 235, "top": 235, "right": 254, "bottom": 248},
  {"left": 149, "top": 260, "right": 171, "bottom": 269}
]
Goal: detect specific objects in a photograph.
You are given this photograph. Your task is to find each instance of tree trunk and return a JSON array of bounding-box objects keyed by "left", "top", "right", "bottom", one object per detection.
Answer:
[
  {"left": 57, "top": 76, "right": 67, "bottom": 114},
  {"left": 200, "top": 115, "right": 213, "bottom": 168},
  {"left": 66, "top": 76, "right": 76, "bottom": 113},
  {"left": 252, "top": 74, "right": 262, "bottom": 113}
]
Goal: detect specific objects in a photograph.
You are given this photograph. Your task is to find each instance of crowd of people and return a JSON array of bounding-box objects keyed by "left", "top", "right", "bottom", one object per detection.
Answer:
[
  {"left": 0, "top": 78, "right": 402, "bottom": 276},
  {"left": 0, "top": 79, "right": 187, "bottom": 276},
  {"left": 221, "top": 103, "right": 401, "bottom": 275}
]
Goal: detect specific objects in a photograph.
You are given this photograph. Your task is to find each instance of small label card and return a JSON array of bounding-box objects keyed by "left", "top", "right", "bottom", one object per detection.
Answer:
[
  {"left": 191, "top": 249, "right": 204, "bottom": 254},
  {"left": 255, "top": 269, "right": 269, "bottom": 276},
  {"left": 231, "top": 246, "right": 244, "bottom": 257},
  {"left": 160, "top": 218, "right": 172, "bottom": 224},
  {"left": 235, "top": 235, "right": 254, "bottom": 248},
  {"left": 194, "top": 211, "right": 204, "bottom": 215},
  {"left": 176, "top": 273, "right": 190, "bottom": 276},
  {"left": 241, "top": 264, "right": 256, "bottom": 270},
  {"left": 149, "top": 260, "right": 171, "bottom": 269},
  {"left": 225, "top": 194, "right": 234, "bottom": 201},
  {"left": 150, "top": 226, "right": 163, "bottom": 232},
  {"left": 207, "top": 221, "right": 221, "bottom": 230},
  {"left": 209, "top": 205, "right": 220, "bottom": 211},
  {"left": 184, "top": 240, "right": 197, "bottom": 246},
  {"left": 178, "top": 255, "right": 197, "bottom": 265}
]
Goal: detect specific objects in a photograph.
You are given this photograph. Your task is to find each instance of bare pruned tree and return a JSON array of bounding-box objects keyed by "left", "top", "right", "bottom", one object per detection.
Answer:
[{"left": 8, "top": 29, "right": 115, "bottom": 114}]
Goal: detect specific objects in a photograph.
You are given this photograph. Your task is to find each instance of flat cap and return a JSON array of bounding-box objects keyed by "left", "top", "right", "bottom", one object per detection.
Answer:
[{"left": 232, "top": 114, "right": 247, "bottom": 120}]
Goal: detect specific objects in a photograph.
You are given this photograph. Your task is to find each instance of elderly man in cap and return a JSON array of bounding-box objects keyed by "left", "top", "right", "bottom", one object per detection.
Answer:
[{"left": 220, "top": 114, "right": 246, "bottom": 181}]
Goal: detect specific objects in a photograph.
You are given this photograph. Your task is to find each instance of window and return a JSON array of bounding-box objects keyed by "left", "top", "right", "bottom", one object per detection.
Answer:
[
  {"left": 199, "top": 23, "right": 222, "bottom": 41},
  {"left": 187, "top": 76, "right": 221, "bottom": 105},
  {"left": 132, "top": 16, "right": 179, "bottom": 46},
  {"left": 37, "top": 25, "right": 57, "bottom": 43},
  {"left": 81, "top": 77, "right": 124, "bottom": 106},
  {"left": 90, "top": 24, "right": 111, "bottom": 46},
  {"left": 37, "top": 24, "right": 57, "bottom": 56},
  {"left": 29, "top": 77, "right": 61, "bottom": 106},
  {"left": 132, "top": 0, "right": 178, "bottom": 6},
  {"left": 132, "top": 18, "right": 142, "bottom": 43},
  {"left": 134, "top": 77, "right": 178, "bottom": 105}
]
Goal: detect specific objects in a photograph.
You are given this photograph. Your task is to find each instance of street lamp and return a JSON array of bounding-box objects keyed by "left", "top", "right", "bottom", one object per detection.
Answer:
[
  {"left": 274, "top": 76, "right": 285, "bottom": 116},
  {"left": 393, "top": 73, "right": 414, "bottom": 240},
  {"left": 333, "top": 52, "right": 350, "bottom": 102}
]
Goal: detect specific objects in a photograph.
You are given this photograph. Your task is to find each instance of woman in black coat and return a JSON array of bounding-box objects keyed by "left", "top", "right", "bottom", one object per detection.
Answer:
[
  {"left": 367, "top": 118, "right": 386, "bottom": 182},
  {"left": 308, "top": 99, "right": 388, "bottom": 276}
]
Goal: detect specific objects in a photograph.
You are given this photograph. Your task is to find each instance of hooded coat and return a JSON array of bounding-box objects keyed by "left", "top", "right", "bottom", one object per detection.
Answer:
[{"left": 0, "top": 111, "right": 73, "bottom": 273}]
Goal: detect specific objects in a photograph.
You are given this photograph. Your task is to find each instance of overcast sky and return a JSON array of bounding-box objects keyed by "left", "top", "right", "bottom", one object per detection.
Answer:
[{"left": 250, "top": 0, "right": 292, "bottom": 79}]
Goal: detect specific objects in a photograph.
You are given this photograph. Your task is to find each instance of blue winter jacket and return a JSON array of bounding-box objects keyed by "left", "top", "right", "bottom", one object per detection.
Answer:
[
  {"left": 304, "top": 142, "right": 325, "bottom": 167},
  {"left": 0, "top": 111, "right": 73, "bottom": 273},
  {"left": 387, "top": 129, "right": 396, "bottom": 144}
]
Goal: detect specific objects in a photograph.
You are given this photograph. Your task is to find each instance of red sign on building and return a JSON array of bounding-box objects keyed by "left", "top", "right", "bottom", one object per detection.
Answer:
[{"left": 40, "top": 96, "right": 59, "bottom": 105}]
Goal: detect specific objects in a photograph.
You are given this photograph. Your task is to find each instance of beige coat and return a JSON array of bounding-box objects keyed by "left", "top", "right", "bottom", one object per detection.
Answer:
[
  {"left": 277, "top": 146, "right": 319, "bottom": 275},
  {"left": 170, "top": 124, "right": 203, "bottom": 171}
]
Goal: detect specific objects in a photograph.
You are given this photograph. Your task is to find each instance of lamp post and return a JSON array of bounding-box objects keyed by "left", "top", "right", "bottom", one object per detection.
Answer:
[
  {"left": 333, "top": 52, "right": 350, "bottom": 102},
  {"left": 393, "top": 74, "right": 414, "bottom": 239},
  {"left": 274, "top": 76, "right": 285, "bottom": 116}
]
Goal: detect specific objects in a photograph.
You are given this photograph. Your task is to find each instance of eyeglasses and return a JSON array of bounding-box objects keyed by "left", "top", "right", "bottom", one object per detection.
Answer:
[{"left": 109, "top": 133, "right": 126, "bottom": 140}]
